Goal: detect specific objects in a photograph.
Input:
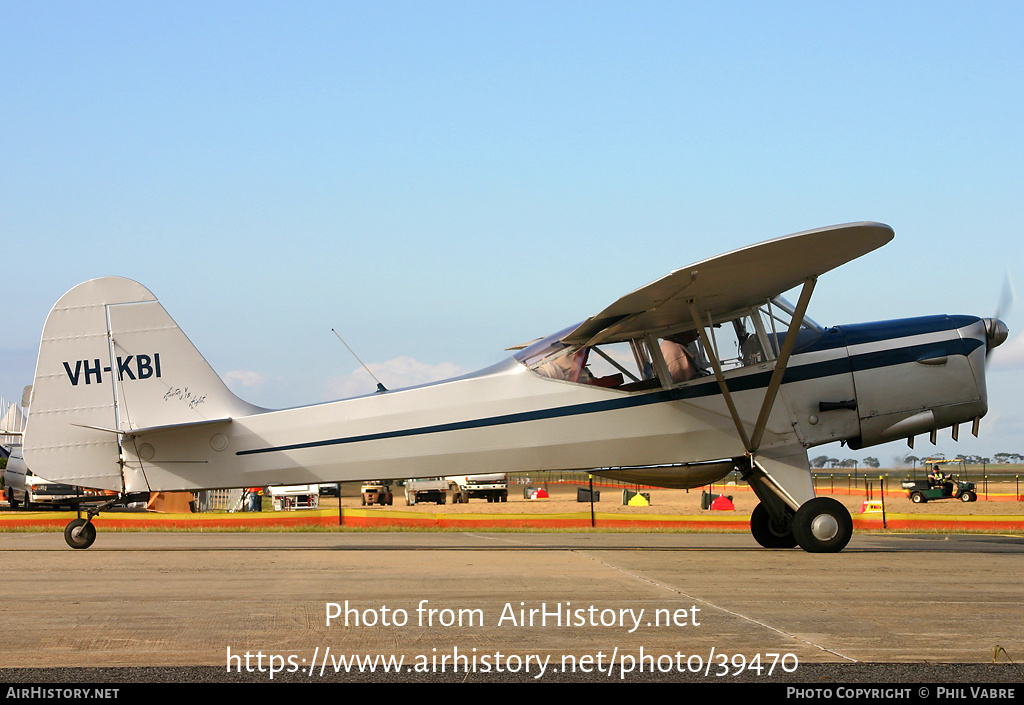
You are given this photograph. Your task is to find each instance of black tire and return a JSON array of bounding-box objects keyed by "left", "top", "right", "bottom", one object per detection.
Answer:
[
  {"left": 749, "top": 503, "right": 797, "bottom": 548},
  {"left": 64, "top": 519, "right": 97, "bottom": 550},
  {"left": 8, "top": 492, "right": 19, "bottom": 509},
  {"left": 961, "top": 490, "right": 977, "bottom": 503},
  {"left": 792, "top": 497, "right": 853, "bottom": 553},
  {"left": 911, "top": 492, "right": 926, "bottom": 504}
]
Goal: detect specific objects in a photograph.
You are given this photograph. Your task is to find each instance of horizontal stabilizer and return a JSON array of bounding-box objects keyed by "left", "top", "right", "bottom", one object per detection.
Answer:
[{"left": 71, "top": 417, "right": 234, "bottom": 436}]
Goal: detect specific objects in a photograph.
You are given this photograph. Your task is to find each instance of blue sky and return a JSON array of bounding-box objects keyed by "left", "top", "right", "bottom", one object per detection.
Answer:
[{"left": 3, "top": 1, "right": 1023, "bottom": 464}]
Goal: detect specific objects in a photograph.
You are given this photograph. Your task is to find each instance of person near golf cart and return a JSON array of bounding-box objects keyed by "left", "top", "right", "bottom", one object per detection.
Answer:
[{"left": 928, "top": 465, "right": 954, "bottom": 494}]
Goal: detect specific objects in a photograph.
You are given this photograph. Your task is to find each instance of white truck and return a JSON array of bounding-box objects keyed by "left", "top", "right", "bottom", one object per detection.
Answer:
[
  {"left": 267, "top": 484, "right": 320, "bottom": 511},
  {"left": 447, "top": 473, "right": 508, "bottom": 503},
  {"left": 404, "top": 478, "right": 449, "bottom": 505}
]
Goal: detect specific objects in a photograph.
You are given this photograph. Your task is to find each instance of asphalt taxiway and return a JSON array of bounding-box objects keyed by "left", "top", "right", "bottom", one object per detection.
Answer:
[{"left": 1, "top": 531, "right": 1022, "bottom": 683}]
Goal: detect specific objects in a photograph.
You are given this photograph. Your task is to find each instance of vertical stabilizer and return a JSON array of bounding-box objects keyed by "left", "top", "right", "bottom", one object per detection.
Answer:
[{"left": 23, "top": 277, "right": 262, "bottom": 491}]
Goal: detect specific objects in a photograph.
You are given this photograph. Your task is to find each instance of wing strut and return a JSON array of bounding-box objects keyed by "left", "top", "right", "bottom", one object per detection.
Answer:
[
  {"left": 748, "top": 277, "right": 816, "bottom": 451},
  {"left": 687, "top": 303, "right": 751, "bottom": 451},
  {"left": 687, "top": 276, "right": 817, "bottom": 456}
]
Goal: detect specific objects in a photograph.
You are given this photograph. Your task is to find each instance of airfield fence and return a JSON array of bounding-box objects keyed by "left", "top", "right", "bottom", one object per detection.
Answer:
[
  {"left": 515, "top": 469, "right": 1021, "bottom": 502},
  {"left": 186, "top": 469, "right": 1021, "bottom": 514}
]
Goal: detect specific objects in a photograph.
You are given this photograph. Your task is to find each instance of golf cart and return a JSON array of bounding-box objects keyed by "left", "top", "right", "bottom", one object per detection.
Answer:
[{"left": 902, "top": 460, "right": 977, "bottom": 503}]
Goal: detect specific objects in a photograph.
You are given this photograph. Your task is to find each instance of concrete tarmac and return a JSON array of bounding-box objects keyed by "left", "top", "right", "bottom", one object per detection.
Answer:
[{"left": 1, "top": 531, "right": 1023, "bottom": 684}]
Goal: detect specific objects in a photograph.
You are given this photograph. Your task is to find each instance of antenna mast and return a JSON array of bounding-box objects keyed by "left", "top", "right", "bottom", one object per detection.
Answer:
[{"left": 332, "top": 329, "right": 387, "bottom": 393}]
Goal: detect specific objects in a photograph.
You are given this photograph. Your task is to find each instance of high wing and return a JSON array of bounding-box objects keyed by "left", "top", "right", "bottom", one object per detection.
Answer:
[{"left": 562, "top": 221, "right": 894, "bottom": 346}]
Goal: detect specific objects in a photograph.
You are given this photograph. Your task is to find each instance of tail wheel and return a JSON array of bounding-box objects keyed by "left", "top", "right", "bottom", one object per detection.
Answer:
[
  {"left": 749, "top": 503, "right": 797, "bottom": 548},
  {"left": 792, "top": 497, "right": 853, "bottom": 553},
  {"left": 64, "top": 519, "right": 97, "bottom": 550}
]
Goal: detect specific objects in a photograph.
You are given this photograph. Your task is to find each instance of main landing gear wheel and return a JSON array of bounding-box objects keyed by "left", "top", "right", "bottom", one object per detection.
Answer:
[
  {"left": 791, "top": 497, "right": 853, "bottom": 553},
  {"left": 749, "top": 503, "right": 798, "bottom": 548},
  {"left": 64, "top": 519, "right": 97, "bottom": 550}
]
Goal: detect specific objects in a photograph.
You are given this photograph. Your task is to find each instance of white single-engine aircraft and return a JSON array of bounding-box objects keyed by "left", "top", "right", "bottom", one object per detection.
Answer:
[{"left": 22, "top": 222, "right": 1008, "bottom": 552}]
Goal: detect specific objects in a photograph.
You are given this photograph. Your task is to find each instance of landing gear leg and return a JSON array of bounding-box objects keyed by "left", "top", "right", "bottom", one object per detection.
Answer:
[
  {"left": 62, "top": 491, "right": 149, "bottom": 550},
  {"left": 740, "top": 456, "right": 800, "bottom": 549},
  {"left": 741, "top": 450, "right": 853, "bottom": 552}
]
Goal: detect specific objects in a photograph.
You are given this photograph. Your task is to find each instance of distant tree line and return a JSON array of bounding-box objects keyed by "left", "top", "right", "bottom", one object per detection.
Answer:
[
  {"left": 811, "top": 453, "right": 1024, "bottom": 470},
  {"left": 810, "top": 456, "right": 880, "bottom": 469},
  {"left": 903, "top": 453, "right": 1022, "bottom": 466}
]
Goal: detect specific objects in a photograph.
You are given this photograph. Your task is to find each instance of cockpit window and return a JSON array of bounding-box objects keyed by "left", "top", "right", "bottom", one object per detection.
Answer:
[
  {"left": 762, "top": 297, "right": 825, "bottom": 355},
  {"left": 518, "top": 330, "right": 658, "bottom": 391},
  {"left": 519, "top": 298, "right": 825, "bottom": 390}
]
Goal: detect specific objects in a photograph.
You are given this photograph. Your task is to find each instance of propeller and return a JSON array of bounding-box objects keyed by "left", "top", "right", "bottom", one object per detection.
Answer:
[
  {"left": 985, "top": 270, "right": 1014, "bottom": 359},
  {"left": 995, "top": 269, "right": 1016, "bottom": 321}
]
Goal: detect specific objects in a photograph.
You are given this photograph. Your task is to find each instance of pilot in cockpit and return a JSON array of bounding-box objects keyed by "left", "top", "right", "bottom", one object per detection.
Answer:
[
  {"left": 534, "top": 346, "right": 631, "bottom": 387},
  {"left": 660, "top": 330, "right": 703, "bottom": 384},
  {"left": 534, "top": 348, "right": 593, "bottom": 384}
]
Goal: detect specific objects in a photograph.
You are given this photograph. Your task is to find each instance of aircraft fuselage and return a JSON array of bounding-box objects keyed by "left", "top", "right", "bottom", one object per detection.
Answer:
[{"left": 109, "top": 314, "right": 990, "bottom": 498}]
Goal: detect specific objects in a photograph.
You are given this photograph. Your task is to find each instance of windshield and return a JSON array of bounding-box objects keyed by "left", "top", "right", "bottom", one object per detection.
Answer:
[
  {"left": 513, "top": 323, "right": 579, "bottom": 367},
  {"left": 771, "top": 295, "right": 823, "bottom": 333}
]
